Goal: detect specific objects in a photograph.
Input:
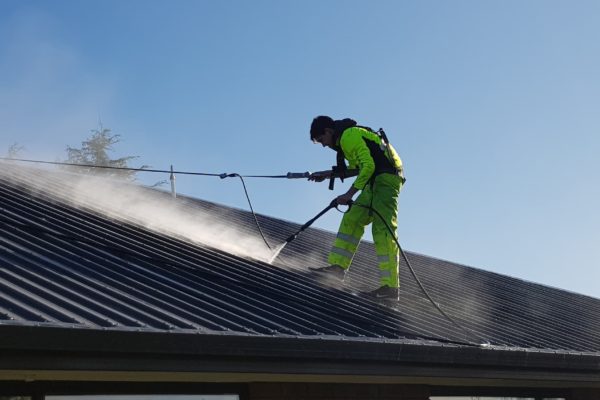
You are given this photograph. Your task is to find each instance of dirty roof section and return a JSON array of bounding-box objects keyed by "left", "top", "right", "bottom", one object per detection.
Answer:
[{"left": 1, "top": 163, "right": 599, "bottom": 353}]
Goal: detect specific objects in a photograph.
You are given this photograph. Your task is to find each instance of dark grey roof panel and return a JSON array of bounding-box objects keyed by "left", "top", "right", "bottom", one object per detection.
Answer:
[{"left": 1, "top": 164, "right": 599, "bottom": 353}]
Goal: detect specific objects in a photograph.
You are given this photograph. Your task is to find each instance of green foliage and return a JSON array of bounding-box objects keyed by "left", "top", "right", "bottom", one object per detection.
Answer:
[
  {"left": 65, "top": 127, "right": 148, "bottom": 181},
  {"left": 6, "top": 142, "right": 25, "bottom": 158}
]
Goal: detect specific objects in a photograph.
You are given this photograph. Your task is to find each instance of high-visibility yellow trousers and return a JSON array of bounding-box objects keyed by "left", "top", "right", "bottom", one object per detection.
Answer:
[{"left": 328, "top": 173, "right": 403, "bottom": 288}]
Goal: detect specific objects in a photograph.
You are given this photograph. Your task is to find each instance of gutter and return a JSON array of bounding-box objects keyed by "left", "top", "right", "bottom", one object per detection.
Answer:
[{"left": 1, "top": 326, "right": 599, "bottom": 382}]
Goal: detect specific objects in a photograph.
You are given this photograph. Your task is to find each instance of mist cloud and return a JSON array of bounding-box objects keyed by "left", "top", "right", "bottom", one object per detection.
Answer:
[
  {"left": 1, "top": 164, "right": 277, "bottom": 263},
  {"left": 0, "top": 7, "right": 114, "bottom": 159}
]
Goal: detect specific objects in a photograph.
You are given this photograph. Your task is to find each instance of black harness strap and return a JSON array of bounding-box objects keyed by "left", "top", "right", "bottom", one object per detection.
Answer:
[{"left": 329, "top": 124, "right": 404, "bottom": 190}]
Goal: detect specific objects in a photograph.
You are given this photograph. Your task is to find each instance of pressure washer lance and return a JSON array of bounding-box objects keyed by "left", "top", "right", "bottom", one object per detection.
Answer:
[
  {"left": 285, "top": 199, "right": 340, "bottom": 244},
  {"left": 286, "top": 172, "right": 311, "bottom": 179},
  {"left": 268, "top": 199, "right": 340, "bottom": 264}
]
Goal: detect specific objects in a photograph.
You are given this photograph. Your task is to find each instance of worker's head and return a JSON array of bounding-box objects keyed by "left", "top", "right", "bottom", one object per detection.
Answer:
[{"left": 310, "top": 115, "right": 336, "bottom": 149}]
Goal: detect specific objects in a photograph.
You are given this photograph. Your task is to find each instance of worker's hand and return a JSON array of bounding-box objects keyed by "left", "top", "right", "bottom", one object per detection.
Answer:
[
  {"left": 308, "top": 170, "right": 332, "bottom": 182},
  {"left": 335, "top": 186, "right": 359, "bottom": 205},
  {"left": 335, "top": 192, "right": 354, "bottom": 205}
]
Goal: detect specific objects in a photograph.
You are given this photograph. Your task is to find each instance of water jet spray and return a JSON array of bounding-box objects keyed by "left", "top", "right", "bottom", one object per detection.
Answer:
[{"left": 267, "top": 199, "right": 340, "bottom": 265}]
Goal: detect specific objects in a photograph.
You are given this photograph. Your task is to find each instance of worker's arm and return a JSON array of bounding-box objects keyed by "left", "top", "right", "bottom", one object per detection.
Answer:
[
  {"left": 340, "top": 128, "right": 376, "bottom": 190},
  {"left": 336, "top": 185, "right": 358, "bottom": 205}
]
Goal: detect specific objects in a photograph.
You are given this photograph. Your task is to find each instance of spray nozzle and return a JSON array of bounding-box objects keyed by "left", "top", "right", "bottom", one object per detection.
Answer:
[{"left": 285, "top": 233, "right": 298, "bottom": 243}]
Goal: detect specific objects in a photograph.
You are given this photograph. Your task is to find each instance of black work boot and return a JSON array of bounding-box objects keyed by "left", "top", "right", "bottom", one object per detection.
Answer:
[
  {"left": 363, "top": 285, "right": 399, "bottom": 300},
  {"left": 309, "top": 265, "right": 346, "bottom": 281}
]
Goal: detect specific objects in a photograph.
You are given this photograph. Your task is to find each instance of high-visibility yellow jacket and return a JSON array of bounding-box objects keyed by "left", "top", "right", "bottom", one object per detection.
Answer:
[{"left": 337, "top": 126, "right": 403, "bottom": 190}]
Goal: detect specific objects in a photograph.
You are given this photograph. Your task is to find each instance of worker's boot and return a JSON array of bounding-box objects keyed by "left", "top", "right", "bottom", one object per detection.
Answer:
[
  {"left": 309, "top": 265, "right": 346, "bottom": 281},
  {"left": 363, "top": 285, "right": 399, "bottom": 300}
]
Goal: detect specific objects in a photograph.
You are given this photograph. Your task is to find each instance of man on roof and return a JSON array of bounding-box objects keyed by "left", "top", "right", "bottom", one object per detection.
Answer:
[{"left": 308, "top": 116, "right": 404, "bottom": 300}]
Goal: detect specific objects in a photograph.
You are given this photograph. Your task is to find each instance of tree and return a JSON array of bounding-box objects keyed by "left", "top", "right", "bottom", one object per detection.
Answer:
[
  {"left": 65, "top": 126, "right": 148, "bottom": 181},
  {"left": 6, "top": 142, "right": 25, "bottom": 159}
]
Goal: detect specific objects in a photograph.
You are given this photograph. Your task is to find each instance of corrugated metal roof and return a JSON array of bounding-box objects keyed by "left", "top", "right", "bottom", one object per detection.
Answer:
[{"left": 1, "top": 163, "right": 599, "bottom": 353}]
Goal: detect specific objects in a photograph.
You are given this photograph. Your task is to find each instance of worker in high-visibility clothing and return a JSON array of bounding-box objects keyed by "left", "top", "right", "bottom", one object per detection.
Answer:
[{"left": 308, "top": 116, "right": 404, "bottom": 300}]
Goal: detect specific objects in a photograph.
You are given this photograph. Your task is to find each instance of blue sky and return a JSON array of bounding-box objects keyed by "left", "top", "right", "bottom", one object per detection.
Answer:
[{"left": 1, "top": 0, "right": 599, "bottom": 298}]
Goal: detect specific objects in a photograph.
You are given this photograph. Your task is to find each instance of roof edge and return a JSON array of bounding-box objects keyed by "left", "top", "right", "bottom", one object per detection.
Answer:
[{"left": 1, "top": 326, "right": 599, "bottom": 374}]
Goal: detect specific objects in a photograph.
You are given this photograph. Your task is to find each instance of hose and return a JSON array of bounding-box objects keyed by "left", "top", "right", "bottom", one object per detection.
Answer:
[{"left": 348, "top": 201, "right": 488, "bottom": 345}]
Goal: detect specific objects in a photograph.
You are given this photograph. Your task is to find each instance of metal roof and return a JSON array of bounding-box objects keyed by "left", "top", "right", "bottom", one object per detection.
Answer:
[{"left": 1, "top": 163, "right": 599, "bottom": 357}]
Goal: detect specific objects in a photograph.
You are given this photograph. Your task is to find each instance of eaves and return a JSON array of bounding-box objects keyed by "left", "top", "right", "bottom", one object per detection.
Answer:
[{"left": 1, "top": 325, "right": 600, "bottom": 387}]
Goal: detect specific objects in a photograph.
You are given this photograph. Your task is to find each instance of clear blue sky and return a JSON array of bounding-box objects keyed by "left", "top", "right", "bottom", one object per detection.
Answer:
[{"left": 1, "top": 0, "right": 599, "bottom": 298}]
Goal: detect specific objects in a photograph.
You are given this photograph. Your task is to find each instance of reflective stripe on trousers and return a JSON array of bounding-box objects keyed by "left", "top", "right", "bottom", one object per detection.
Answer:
[{"left": 328, "top": 173, "right": 402, "bottom": 287}]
